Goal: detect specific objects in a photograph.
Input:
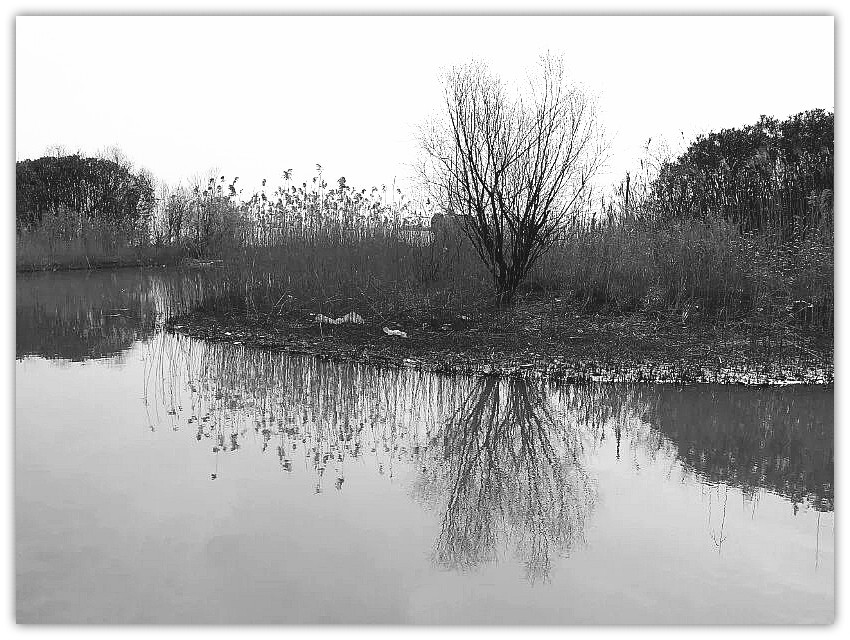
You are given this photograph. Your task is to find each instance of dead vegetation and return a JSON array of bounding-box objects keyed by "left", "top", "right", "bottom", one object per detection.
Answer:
[{"left": 168, "top": 293, "right": 832, "bottom": 386}]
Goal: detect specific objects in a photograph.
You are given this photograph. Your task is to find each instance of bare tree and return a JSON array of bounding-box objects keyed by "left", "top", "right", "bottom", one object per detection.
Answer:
[{"left": 421, "top": 54, "right": 605, "bottom": 305}]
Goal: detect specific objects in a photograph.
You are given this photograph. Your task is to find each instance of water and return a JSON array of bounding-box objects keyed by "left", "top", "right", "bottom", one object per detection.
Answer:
[{"left": 15, "top": 269, "right": 834, "bottom": 624}]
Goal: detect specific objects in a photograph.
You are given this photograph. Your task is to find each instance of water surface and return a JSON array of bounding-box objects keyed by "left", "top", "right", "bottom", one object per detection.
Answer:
[{"left": 16, "top": 269, "right": 834, "bottom": 624}]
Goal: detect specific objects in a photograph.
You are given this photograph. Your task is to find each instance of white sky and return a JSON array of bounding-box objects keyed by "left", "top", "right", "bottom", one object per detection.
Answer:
[{"left": 16, "top": 15, "right": 834, "bottom": 196}]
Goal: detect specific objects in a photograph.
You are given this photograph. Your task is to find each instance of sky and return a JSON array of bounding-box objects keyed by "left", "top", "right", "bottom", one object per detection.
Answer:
[{"left": 16, "top": 15, "right": 834, "bottom": 197}]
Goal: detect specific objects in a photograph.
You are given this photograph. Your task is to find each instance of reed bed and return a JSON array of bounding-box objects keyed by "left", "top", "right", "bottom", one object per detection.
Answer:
[
  {"left": 18, "top": 167, "right": 833, "bottom": 336},
  {"left": 178, "top": 210, "right": 832, "bottom": 337},
  {"left": 533, "top": 214, "right": 833, "bottom": 331},
  {"left": 16, "top": 210, "right": 184, "bottom": 271}
]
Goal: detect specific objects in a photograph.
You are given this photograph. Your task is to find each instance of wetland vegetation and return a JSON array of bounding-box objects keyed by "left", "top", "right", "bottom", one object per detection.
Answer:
[
  {"left": 15, "top": 18, "right": 836, "bottom": 625},
  {"left": 16, "top": 61, "right": 833, "bottom": 385}
]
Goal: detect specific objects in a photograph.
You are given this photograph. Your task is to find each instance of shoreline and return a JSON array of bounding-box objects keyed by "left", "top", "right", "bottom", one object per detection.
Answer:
[
  {"left": 166, "top": 308, "right": 833, "bottom": 386},
  {"left": 15, "top": 255, "right": 211, "bottom": 273},
  {"left": 16, "top": 259, "right": 170, "bottom": 273}
]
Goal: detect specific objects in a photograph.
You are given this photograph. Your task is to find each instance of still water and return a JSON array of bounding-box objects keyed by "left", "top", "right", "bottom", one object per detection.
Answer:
[{"left": 16, "top": 269, "right": 834, "bottom": 624}]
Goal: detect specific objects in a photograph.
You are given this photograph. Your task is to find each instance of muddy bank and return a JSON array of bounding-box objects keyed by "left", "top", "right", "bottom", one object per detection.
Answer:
[
  {"left": 15, "top": 255, "right": 218, "bottom": 273},
  {"left": 166, "top": 303, "right": 832, "bottom": 386},
  {"left": 18, "top": 259, "right": 163, "bottom": 273},
  {"left": 16, "top": 256, "right": 182, "bottom": 273}
]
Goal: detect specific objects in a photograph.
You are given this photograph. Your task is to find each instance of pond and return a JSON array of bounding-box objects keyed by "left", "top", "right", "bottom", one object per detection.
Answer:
[{"left": 15, "top": 269, "right": 834, "bottom": 624}]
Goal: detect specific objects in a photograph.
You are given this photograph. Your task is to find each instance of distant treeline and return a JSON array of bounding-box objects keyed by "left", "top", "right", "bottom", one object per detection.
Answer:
[
  {"left": 16, "top": 154, "right": 155, "bottom": 233},
  {"left": 650, "top": 109, "right": 833, "bottom": 234}
]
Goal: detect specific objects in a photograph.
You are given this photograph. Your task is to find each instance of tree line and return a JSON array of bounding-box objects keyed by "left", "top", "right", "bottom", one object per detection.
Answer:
[
  {"left": 649, "top": 109, "right": 833, "bottom": 235},
  {"left": 16, "top": 153, "right": 156, "bottom": 234}
]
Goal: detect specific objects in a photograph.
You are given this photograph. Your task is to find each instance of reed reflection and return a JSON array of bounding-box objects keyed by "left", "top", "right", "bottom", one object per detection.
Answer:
[
  {"left": 146, "top": 334, "right": 833, "bottom": 581},
  {"left": 147, "top": 334, "right": 597, "bottom": 581},
  {"left": 17, "top": 269, "right": 220, "bottom": 361},
  {"left": 17, "top": 270, "right": 160, "bottom": 361}
]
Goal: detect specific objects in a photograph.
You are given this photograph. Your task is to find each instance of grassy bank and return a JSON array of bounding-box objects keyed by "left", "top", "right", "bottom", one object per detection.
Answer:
[
  {"left": 173, "top": 215, "right": 833, "bottom": 333},
  {"left": 159, "top": 213, "right": 832, "bottom": 385},
  {"left": 17, "top": 140, "right": 832, "bottom": 384},
  {"left": 16, "top": 224, "right": 188, "bottom": 271}
]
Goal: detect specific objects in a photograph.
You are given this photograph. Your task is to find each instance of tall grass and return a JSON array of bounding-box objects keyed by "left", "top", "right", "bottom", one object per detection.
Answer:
[
  {"left": 532, "top": 214, "right": 833, "bottom": 330},
  {"left": 16, "top": 206, "right": 184, "bottom": 271},
  {"left": 19, "top": 167, "right": 833, "bottom": 334},
  {"left": 189, "top": 224, "right": 491, "bottom": 323},
  {"left": 191, "top": 207, "right": 832, "bottom": 334}
]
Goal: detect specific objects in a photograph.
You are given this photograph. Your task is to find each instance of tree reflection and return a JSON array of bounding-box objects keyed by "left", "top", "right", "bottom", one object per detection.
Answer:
[
  {"left": 415, "top": 377, "right": 596, "bottom": 582},
  {"left": 549, "top": 383, "right": 833, "bottom": 514},
  {"left": 146, "top": 334, "right": 833, "bottom": 582},
  {"left": 147, "top": 335, "right": 596, "bottom": 581},
  {"left": 17, "top": 269, "right": 214, "bottom": 361},
  {"left": 16, "top": 271, "right": 159, "bottom": 361},
  {"left": 648, "top": 386, "right": 833, "bottom": 513}
]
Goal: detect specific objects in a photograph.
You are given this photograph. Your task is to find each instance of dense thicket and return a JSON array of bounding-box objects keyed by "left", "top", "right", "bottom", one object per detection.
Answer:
[
  {"left": 16, "top": 154, "right": 155, "bottom": 233},
  {"left": 650, "top": 109, "right": 833, "bottom": 235}
]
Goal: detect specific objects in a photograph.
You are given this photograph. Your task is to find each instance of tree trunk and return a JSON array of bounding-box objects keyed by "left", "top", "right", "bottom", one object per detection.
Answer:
[
  {"left": 494, "top": 269, "right": 516, "bottom": 307},
  {"left": 495, "top": 288, "right": 513, "bottom": 307}
]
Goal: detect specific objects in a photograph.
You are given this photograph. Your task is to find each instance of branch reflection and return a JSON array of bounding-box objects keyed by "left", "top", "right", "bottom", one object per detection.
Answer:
[
  {"left": 146, "top": 333, "right": 833, "bottom": 582},
  {"left": 416, "top": 377, "right": 596, "bottom": 582}
]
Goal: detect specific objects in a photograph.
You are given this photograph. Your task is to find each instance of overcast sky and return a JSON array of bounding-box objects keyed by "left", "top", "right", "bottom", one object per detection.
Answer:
[{"left": 16, "top": 15, "right": 834, "bottom": 196}]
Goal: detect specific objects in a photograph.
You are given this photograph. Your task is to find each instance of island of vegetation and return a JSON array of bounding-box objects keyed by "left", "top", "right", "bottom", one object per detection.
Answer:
[{"left": 16, "top": 58, "right": 833, "bottom": 385}]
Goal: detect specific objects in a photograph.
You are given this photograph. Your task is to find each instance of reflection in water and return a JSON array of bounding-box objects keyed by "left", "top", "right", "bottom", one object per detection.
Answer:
[
  {"left": 418, "top": 378, "right": 596, "bottom": 582},
  {"left": 16, "top": 269, "right": 215, "bottom": 361},
  {"left": 547, "top": 383, "right": 833, "bottom": 513},
  {"left": 17, "top": 270, "right": 834, "bottom": 622},
  {"left": 147, "top": 334, "right": 596, "bottom": 582},
  {"left": 17, "top": 271, "right": 159, "bottom": 361},
  {"left": 651, "top": 386, "right": 833, "bottom": 513},
  {"left": 146, "top": 334, "right": 833, "bottom": 582}
]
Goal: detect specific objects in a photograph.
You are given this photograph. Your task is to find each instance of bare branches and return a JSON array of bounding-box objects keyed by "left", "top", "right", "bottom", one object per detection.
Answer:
[{"left": 420, "top": 54, "right": 604, "bottom": 305}]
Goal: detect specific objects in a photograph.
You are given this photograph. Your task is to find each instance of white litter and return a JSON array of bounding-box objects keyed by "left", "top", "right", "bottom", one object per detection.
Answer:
[
  {"left": 315, "top": 312, "right": 364, "bottom": 325},
  {"left": 383, "top": 327, "right": 408, "bottom": 338}
]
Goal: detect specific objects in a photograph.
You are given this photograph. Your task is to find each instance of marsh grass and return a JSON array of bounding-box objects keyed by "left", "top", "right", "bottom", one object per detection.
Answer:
[
  {"left": 19, "top": 169, "right": 833, "bottom": 336},
  {"left": 182, "top": 209, "right": 832, "bottom": 338},
  {"left": 532, "top": 215, "right": 833, "bottom": 331},
  {"left": 189, "top": 224, "right": 493, "bottom": 324},
  {"left": 16, "top": 209, "right": 185, "bottom": 271}
]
